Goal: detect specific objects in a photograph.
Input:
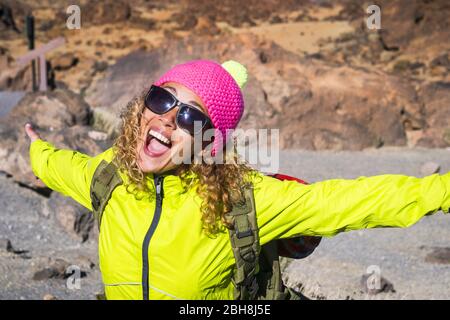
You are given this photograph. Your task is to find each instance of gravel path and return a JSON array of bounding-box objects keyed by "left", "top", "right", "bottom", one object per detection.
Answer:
[
  {"left": 0, "top": 146, "right": 449, "bottom": 300},
  {"left": 0, "top": 172, "right": 102, "bottom": 300},
  {"left": 278, "top": 147, "right": 450, "bottom": 300}
]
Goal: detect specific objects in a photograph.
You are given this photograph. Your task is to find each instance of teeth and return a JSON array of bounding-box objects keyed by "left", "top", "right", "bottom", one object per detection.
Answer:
[{"left": 149, "top": 129, "right": 170, "bottom": 145}]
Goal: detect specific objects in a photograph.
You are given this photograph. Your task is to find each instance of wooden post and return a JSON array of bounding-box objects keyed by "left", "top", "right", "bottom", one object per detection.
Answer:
[
  {"left": 25, "top": 15, "right": 37, "bottom": 91},
  {"left": 39, "top": 53, "right": 47, "bottom": 91},
  {"left": 16, "top": 37, "right": 65, "bottom": 92}
]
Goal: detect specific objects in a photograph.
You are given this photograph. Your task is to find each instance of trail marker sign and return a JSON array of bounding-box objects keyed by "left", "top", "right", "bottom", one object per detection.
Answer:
[{"left": 16, "top": 37, "right": 65, "bottom": 91}]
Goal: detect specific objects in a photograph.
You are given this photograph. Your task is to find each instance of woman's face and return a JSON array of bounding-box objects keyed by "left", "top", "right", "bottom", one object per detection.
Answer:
[{"left": 137, "top": 82, "right": 209, "bottom": 174}]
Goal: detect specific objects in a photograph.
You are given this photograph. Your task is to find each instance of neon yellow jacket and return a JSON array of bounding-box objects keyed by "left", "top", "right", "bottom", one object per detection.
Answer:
[{"left": 29, "top": 139, "right": 450, "bottom": 300}]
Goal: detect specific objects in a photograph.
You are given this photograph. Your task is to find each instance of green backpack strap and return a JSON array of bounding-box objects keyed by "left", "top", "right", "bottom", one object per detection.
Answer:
[
  {"left": 227, "top": 184, "right": 261, "bottom": 300},
  {"left": 228, "top": 185, "right": 297, "bottom": 300},
  {"left": 257, "top": 242, "right": 291, "bottom": 300},
  {"left": 90, "top": 160, "right": 123, "bottom": 230}
]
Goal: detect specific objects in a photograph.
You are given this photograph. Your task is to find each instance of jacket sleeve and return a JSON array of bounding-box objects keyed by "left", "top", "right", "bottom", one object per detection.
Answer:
[
  {"left": 29, "top": 139, "right": 115, "bottom": 211},
  {"left": 252, "top": 172, "right": 450, "bottom": 245}
]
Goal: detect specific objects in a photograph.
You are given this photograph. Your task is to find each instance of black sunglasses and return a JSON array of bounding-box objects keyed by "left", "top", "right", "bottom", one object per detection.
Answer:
[{"left": 144, "top": 85, "right": 213, "bottom": 136}]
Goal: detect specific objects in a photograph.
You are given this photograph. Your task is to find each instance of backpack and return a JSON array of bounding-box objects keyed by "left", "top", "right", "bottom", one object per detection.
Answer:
[{"left": 90, "top": 160, "right": 321, "bottom": 300}]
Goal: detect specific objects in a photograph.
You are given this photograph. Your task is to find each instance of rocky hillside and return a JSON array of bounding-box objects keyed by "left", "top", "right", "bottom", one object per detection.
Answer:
[{"left": 1, "top": 0, "right": 449, "bottom": 150}]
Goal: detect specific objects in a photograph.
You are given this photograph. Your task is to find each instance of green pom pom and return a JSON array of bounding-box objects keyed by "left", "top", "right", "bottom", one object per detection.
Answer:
[{"left": 221, "top": 60, "right": 248, "bottom": 89}]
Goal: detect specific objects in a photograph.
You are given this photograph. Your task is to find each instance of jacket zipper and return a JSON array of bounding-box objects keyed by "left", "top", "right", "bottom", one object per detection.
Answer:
[{"left": 142, "top": 174, "right": 164, "bottom": 300}]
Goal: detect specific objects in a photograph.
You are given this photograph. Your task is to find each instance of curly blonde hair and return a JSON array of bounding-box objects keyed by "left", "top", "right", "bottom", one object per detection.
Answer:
[{"left": 113, "top": 91, "right": 257, "bottom": 236}]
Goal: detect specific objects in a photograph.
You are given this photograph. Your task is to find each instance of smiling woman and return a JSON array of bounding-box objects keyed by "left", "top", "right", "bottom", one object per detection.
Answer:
[
  {"left": 25, "top": 59, "right": 450, "bottom": 300},
  {"left": 138, "top": 83, "right": 213, "bottom": 171},
  {"left": 112, "top": 60, "right": 254, "bottom": 238}
]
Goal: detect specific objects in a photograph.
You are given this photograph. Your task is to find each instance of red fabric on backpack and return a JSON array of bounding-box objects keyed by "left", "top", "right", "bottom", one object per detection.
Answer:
[{"left": 270, "top": 173, "right": 308, "bottom": 185}]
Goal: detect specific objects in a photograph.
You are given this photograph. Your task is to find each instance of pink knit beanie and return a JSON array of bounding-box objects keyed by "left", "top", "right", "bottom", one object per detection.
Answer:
[{"left": 154, "top": 59, "right": 248, "bottom": 155}]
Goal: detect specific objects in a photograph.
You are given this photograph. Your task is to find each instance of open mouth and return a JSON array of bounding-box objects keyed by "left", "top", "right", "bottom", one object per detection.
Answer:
[{"left": 144, "top": 128, "right": 172, "bottom": 157}]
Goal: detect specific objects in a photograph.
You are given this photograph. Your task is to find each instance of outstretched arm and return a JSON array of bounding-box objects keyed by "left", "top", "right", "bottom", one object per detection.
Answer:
[
  {"left": 26, "top": 123, "right": 114, "bottom": 210},
  {"left": 253, "top": 171, "right": 450, "bottom": 245}
]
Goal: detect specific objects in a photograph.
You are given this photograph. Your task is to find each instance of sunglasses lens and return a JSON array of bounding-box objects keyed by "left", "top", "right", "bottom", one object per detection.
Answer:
[
  {"left": 178, "top": 105, "right": 210, "bottom": 135},
  {"left": 145, "top": 86, "right": 176, "bottom": 114},
  {"left": 145, "top": 86, "right": 213, "bottom": 136}
]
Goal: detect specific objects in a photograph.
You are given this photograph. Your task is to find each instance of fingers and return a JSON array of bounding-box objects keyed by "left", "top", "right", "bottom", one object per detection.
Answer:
[{"left": 24, "top": 123, "right": 41, "bottom": 142}]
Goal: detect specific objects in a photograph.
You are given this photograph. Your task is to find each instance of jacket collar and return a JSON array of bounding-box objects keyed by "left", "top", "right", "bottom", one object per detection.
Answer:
[
  {"left": 116, "top": 168, "right": 194, "bottom": 198},
  {"left": 145, "top": 172, "right": 197, "bottom": 196}
]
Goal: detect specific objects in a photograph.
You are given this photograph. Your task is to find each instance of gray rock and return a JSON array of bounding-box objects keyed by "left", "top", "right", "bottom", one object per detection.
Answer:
[
  {"left": 48, "top": 192, "right": 96, "bottom": 242},
  {"left": 0, "top": 238, "right": 13, "bottom": 252},
  {"left": 0, "top": 238, "right": 29, "bottom": 256},
  {"left": 425, "top": 247, "right": 450, "bottom": 265},
  {"left": 420, "top": 161, "right": 441, "bottom": 175},
  {"left": 361, "top": 273, "right": 395, "bottom": 295},
  {"left": 32, "top": 258, "right": 70, "bottom": 281},
  {"left": 32, "top": 268, "right": 61, "bottom": 281},
  {"left": 0, "top": 89, "right": 113, "bottom": 189}
]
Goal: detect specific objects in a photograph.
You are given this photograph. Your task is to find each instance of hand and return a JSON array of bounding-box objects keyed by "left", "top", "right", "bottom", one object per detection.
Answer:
[{"left": 24, "top": 123, "right": 41, "bottom": 142}]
